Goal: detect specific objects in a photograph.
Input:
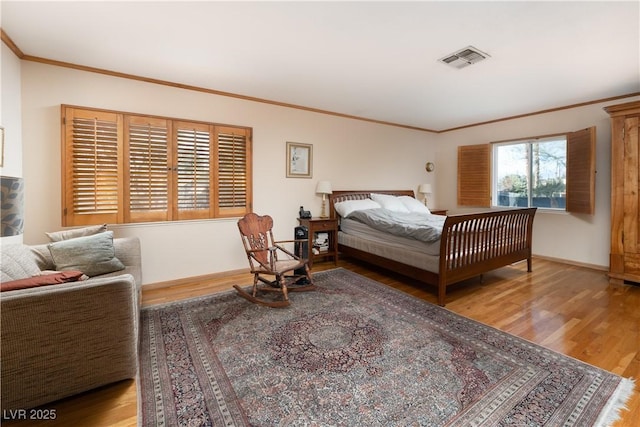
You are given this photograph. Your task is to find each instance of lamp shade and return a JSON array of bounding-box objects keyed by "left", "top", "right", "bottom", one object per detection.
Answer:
[
  {"left": 1, "top": 176, "right": 25, "bottom": 236},
  {"left": 418, "top": 183, "right": 432, "bottom": 195},
  {"left": 316, "top": 180, "right": 332, "bottom": 195}
]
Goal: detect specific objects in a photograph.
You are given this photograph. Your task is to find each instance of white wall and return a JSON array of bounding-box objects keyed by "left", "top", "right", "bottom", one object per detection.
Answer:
[
  {"left": 17, "top": 57, "right": 640, "bottom": 283},
  {"left": 436, "top": 95, "right": 640, "bottom": 269},
  {"left": 0, "top": 43, "right": 23, "bottom": 245},
  {"left": 20, "top": 61, "right": 436, "bottom": 284}
]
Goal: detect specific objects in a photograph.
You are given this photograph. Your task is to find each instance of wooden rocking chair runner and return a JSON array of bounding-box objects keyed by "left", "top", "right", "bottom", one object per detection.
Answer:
[{"left": 234, "top": 213, "right": 315, "bottom": 307}]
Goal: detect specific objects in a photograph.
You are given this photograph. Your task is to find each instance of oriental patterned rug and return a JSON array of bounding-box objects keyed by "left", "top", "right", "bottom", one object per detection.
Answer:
[{"left": 139, "top": 268, "right": 634, "bottom": 426}]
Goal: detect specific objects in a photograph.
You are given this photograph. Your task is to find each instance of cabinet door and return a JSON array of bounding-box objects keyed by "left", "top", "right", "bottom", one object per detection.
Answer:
[{"left": 624, "top": 116, "right": 640, "bottom": 275}]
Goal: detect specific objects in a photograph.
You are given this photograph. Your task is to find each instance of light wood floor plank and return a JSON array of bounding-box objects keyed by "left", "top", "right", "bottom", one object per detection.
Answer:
[{"left": 4, "top": 257, "right": 639, "bottom": 426}]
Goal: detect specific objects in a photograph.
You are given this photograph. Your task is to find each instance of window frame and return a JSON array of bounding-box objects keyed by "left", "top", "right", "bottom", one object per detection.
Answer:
[
  {"left": 458, "top": 127, "right": 595, "bottom": 214},
  {"left": 492, "top": 134, "right": 568, "bottom": 210},
  {"left": 61, "top": 105, "right": 252, "bottom": 226}
]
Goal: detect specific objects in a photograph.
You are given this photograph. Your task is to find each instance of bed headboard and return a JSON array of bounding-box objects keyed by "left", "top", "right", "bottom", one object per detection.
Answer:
[{"left": 329, "top": 190, "right": 415, "bottom": 219}]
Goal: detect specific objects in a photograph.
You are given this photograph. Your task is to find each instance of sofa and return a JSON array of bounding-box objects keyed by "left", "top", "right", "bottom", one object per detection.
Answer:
[{"left": 0, "top": 229, "right": 141, "bottom": 412}]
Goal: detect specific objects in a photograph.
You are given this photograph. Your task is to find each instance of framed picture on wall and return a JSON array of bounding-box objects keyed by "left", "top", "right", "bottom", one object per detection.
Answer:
[
  {"left": 286, "top": 142, "right": 313, "bottom": 178},
  {"left": 0, "top": 126, "right": 4, "bottom": 167}
]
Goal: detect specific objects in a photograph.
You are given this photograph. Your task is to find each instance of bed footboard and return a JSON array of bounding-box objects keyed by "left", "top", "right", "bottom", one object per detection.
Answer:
[
  {"left": 329, "top": 190, "right": 537, "bottom": 306},
  {"left": 437, "top": 208, "right": 537, "bottom": 305}
]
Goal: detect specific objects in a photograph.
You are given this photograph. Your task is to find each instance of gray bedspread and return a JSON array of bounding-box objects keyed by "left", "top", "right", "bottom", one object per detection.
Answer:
[{"left": 347, "top": 209, "right": 446, "bottom": 243}]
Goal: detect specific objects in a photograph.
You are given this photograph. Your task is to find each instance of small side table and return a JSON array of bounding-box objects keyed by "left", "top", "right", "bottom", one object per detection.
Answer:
[
  {"left": 430, "top": 209, "right": 447, "bottom": 216},
  {"left": 297, "top": 217, "right": 339, "bottom": 268}
]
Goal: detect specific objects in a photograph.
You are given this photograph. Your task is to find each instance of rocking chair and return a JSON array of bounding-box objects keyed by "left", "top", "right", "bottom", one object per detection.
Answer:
[{"left": 234, "top": 213, "right": 315, "bottom": 307}]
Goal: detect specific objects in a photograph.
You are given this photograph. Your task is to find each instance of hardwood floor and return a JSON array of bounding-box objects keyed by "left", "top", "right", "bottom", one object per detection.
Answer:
[{"left": 5, "top": 257, "right": 639, "bottom": 426}]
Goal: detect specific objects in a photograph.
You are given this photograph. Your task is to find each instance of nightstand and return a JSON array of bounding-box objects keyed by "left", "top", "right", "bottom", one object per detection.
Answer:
[
  {"left": 430, "top": 209, "right": 447, "bottom": 216},
  {"left": 297, "top": 217, "right": 338, "bottom": 268}
]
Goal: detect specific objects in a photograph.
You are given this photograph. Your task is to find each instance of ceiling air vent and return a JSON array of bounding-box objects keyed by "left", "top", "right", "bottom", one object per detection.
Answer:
[{"left": 439, "top": 46, "right": 490, "bottom": 69}]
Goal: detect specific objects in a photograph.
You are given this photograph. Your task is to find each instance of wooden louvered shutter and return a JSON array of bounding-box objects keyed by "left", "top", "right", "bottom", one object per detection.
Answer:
[
  {"left": 63, "top": 106, "right": 254, "bottom": 225},
  {"left": 214, "top": 126, "right": 252, "bottom": 217},
  {"left": 125, "top": 116, "right": 171, "bottom": 222},
  {"left": 174, "top": 122, "right": 213, "bottom": 220},
  {"left": 566, "top": 127, "right": 596, "bottom": 214},
  {"left": 62, "top": 107, "right": 123, "bottom": 226},
  {"left": 458, "top": 144, "right": 491, "bottom": 207}
]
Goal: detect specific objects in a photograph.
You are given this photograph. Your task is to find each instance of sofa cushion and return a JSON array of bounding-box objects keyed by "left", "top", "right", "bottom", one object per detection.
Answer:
[
  {"left": 29, "top": 244, "right": 55, "bottom": 271},
  {"left": 45, "top": 224, "right": 108, "bottom": 242},
  {"left": 1, "top": 244, "right": 42, "bottom": 282},
  {"left": 1, "top": 271, "right": 86, "bottom": 292},
  {"left": 48, "top": 231, "right": 125, "bottom": 277}
]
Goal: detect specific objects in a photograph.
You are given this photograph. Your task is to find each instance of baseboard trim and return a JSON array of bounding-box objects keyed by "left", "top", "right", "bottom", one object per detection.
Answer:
[
  {"left": 142, "top": 256, "right": 608, "bottom": 289},
  {"left": 532, "top": 254, "right": 608, "bottom": 272},
  {"left": 143, "top": 268, "right": 251, "bottom": 290}
]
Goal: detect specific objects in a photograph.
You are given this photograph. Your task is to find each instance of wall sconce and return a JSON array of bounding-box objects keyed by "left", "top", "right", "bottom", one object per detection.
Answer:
[
  {"left": 418, "top": 183, "right": 432, "bottom": 206},
  {"left": 1, "top": 176, "right": 25, "bottom": 236},
  {"left": 425, "top": 162, "right": 435, "bottom": 173},
  {"left": 316, "top": 181, "right": 333, "bottom": 218}
]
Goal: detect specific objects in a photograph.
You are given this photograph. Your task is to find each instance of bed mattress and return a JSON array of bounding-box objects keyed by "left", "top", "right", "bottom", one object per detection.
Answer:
[
  {"left": 338, "top": 217, "right": 441, "bottom": 273},
  {"left": 340, "top": 217, "right": 442, "bottom": 256}
]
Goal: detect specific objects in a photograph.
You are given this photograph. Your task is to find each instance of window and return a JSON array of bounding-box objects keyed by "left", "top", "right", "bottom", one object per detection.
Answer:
[
  {"left": 494, "top": 136, "right": 567, "bottom": 210},
  {"left": 62, "top": 106, "right": 252, "bottom": 226},
  {"left": 458, "top": 127, "right": 595, "bottom": 214}
]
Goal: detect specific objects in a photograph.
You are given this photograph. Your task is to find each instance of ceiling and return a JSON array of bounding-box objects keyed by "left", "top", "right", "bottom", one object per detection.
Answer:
[{"left": 2, "top": 1, "right": 639, "bottom": 132}]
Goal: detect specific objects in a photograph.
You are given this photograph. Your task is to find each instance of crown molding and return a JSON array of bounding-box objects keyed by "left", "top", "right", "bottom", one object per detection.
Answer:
[{"left": 2, "top": 30, "right": 638, "bottom": 134}]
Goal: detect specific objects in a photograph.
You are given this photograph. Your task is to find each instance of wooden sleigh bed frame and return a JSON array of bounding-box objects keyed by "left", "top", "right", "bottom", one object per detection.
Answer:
[{"left": 329, "top": 190, "right": 537, "bottom": 306}]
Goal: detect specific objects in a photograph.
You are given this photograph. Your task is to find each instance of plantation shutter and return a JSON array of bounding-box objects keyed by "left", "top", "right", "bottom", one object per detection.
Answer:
[
  {"left": 62, "top": 107, "right": 123, "bottom": 226},
  {"left": 125, "top": 116, "right": 171, "bottom": 222},
  {"left": 566, "top": 127, "right": 596, "bottom": 214},
  {"left": 214, "top": 126, "right": 252, "bottom": 217},
  {"left": 62, "top": 105, "right": 253, "bottom": 226},
  {"left": 458, "top": 144, "right": 491, "bottom": 207},
  {"left": 174, "top": 122, "right": 213, "bottom": 220}
]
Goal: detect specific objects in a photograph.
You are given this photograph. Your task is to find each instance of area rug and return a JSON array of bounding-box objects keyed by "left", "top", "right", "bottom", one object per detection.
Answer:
[{"left": 139, "top": 268, "right": 634, "bottom": 426}]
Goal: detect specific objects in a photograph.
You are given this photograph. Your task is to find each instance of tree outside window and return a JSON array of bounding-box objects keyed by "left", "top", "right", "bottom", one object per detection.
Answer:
[{"left": 494, "top": 136, "right": 567, "bottom": 209}]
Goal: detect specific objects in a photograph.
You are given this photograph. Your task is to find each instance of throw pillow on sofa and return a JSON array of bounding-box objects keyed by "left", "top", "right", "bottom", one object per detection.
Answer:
[
  {"left": 48, "top": 231, "right": 125, "bottom": 277},
  {"left": 45, "top": 223, "right": 108, "bottom": 242},
  {"left": 1, "top": 270, "right": 86, "bottom": 292},
  {"left": 0, "top": 244, "right": 43, "bottom": 282}
]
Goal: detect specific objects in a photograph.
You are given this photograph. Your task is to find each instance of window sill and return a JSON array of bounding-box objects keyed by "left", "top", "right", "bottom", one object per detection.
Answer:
[
  {"left": 491, "top": 206, "right": 569, "bottom": 215},
  {"left": 535, "top": 208, "right": 569, "bottom": 215}
]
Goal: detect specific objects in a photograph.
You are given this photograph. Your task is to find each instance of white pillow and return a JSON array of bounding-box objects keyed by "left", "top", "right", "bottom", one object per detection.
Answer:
[
  {"left": 370, "top": 193, "right": 410, "bottom": 213},
  {"left": 334, "top": 199, "right": 381, "bottom": 218},
  {"left": 398, "top": 196, "right": 431, "bottom": 214}
]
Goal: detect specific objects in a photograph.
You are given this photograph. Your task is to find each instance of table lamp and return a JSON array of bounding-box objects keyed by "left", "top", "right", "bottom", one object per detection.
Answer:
[
  {"left": 316, "top": 181, "right": 333, "bottom": 218},
  {"left": 418, "top": 183, "right": 432, "bottom": 206},
  {"left": 1, "top": 176, "right": 25, "bottom": 236}
]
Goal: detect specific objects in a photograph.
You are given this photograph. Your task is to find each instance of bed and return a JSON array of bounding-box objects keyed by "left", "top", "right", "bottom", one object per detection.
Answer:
[{"left": 329, "top": 190, "right": 537, "bottom": 306}]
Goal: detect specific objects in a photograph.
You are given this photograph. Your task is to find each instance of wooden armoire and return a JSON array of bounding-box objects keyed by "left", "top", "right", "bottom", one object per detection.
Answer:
[{"left": 605, "top": 100, "right": 640, "bottom": 285}]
